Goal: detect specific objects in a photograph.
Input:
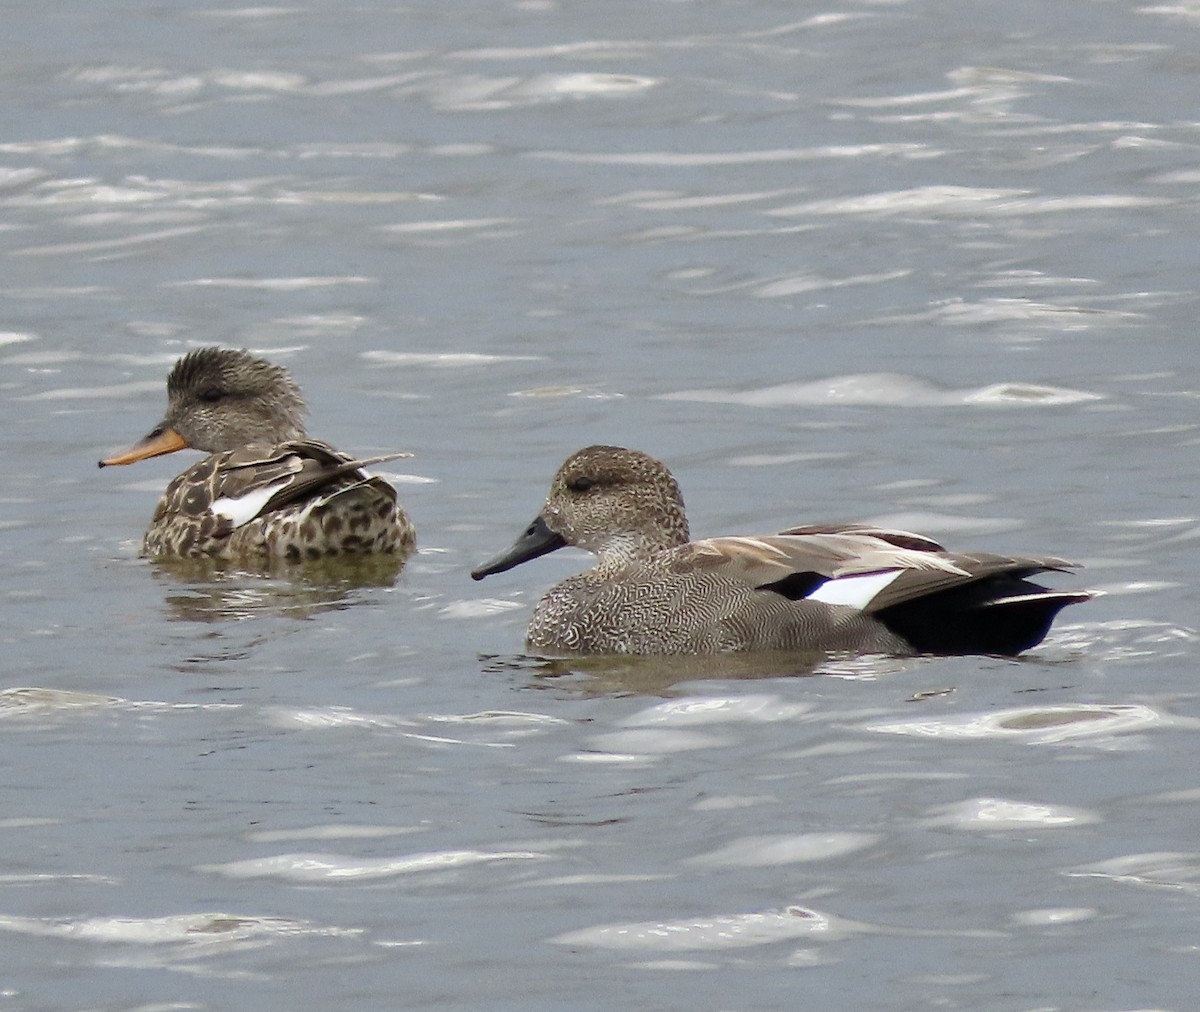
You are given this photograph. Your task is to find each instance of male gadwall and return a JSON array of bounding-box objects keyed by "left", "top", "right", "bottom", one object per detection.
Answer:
[
  {"left": 471, "top": 445, "right": 1091, "bottom": 656},
  {"left": 99, "top": 347, "right": 416, "bottom": 560}
]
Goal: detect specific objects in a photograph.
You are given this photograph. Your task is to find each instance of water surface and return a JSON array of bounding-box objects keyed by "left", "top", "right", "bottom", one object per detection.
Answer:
[{"left": 2, "top": 0, "right": 1199, "bottom": 1007}]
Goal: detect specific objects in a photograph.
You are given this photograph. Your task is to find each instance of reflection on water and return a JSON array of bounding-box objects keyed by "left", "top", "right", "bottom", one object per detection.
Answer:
[
  {"left": 151, "top": 554, "right": 404, "bottom": 623},
  {"left": 481, "top": 649, "right": 857, "bottom": 696},
  {"left": 482, "top": 645, "right": 939, "bottom": 696}
]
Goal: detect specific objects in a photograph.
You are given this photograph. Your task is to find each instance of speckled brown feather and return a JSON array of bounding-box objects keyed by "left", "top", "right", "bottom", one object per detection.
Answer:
[
  {"left": 143, "top": 440, "right": 415, "bottom": 560},
  {"left": 104, "top": 348, "right": 416, "bottom": 561}
]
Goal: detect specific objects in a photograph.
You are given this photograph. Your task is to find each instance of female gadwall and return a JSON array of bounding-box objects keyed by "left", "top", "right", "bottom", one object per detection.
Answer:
[
  {"left": 471, "top": 445, "right": 1091, "bottom": 656},
  {"left": 99, "top": 347, "right": 415, "bottom": 560}
]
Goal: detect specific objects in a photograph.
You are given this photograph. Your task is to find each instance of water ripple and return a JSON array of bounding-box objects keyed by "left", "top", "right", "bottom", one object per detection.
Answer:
[
  {"left": 415, "top": 72, "right": 657, "bottom": 110},
  {"left": 1066, "top": 852, "right": 1200, "bottom": 895},
  {"left": 601, "top": 187, "right": 803, "bottom": 210},
  {"left": 166, "top": 276, "right": 374, "bottom": 290},
  {"left": 264, "top": 704, "right": 548, "bottom": 749},
  {"left": 691, "top": 268, "right": 911, "bottom": 299},
  {"left": 864, "top": 703, "right": 1168, "bottom": 745},
  {"left": 15, "top": 225, "right": 209, "bottom": 258},
  {"left": 249, "top": 824, "right": 422, "bottom": 843},
  {"left": 688, "top": 832, "right": 878, "bottom": 866},
  {"left": 21, "top": 380, "right": 160, "bottom": 401},
  {"left": 768, "top": 185, "right": 1169, "bottom": 217},
  {"left": 661, "top": 373, "right": 1101, "bottom": 408},
  {"left": 0, "top": 687, "right": 122, "bottom": 717},
  {"left": 622, "top": 694, "right": 813, "bottom": 726},
  {"left": 363, "top": 350, "right": 542, "bottom": 367},
  {"left": 202, "top": 848, "right": 547, "bottom": 883},
  {"left": 1011, "top": 907, "right": 1096, "bottom": 927},
  {"left": 927, "top": 797, "right": 1099, "bottom": 830},
  {"left": 872, "top": 297, "right": 1142, "bottom": 330},
  {"left": 532, "top": 143, "right": 934, "bottom": 167},
  {"left": 1051, "top": 620, "right": 1199, "bottom": 661},
  {"left": 378, "top": 216, "right": 522, "bottom": 235},
  {"left": 0, "top": 910, "right": 356, "bottom": 946},
  {"left": 583, "top": 728, "right": 731, "bottom": 756},
  {"left": 550, "top": 904, "right": 853, "bottom": 951},
  {"left": 440, "top": 599, "right": 527, "bottom": 619}
]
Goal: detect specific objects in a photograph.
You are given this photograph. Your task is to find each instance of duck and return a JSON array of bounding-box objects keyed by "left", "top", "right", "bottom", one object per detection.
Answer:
[
  {"left": 99, "top": 347, "right": 416, "bottom": 561},
  {"left": 470, "top": 445, "right": 1092, "bottom": 657}
]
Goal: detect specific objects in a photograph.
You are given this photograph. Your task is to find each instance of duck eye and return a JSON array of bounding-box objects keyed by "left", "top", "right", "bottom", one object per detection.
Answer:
[
  {"left": 567, "top": 476, "right": 594, "bottom": 493},
  {"left": 199, "top": 387, "right": 224, "bottom": 404}
]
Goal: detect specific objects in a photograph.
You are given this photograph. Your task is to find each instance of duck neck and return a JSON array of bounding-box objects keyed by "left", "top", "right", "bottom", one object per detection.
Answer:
[{"left": 591, "top": 523, "right": 689, "bottom": 570}]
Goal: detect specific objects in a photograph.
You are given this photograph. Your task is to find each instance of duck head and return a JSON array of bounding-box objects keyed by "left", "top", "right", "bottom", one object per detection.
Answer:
[
  {"left": 471, "top": 445, "right": 690, "bottom": 579},
  {"left": 99, "top": 347, "right": 307, "bottom": 466}
]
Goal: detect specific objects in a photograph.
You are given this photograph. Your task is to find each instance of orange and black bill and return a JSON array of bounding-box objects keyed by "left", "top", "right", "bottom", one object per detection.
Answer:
[{"left": 98, "top": 425, "right": 189, "bottom": 468}]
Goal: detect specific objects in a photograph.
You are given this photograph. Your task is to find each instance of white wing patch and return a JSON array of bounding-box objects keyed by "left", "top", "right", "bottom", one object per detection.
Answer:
[
  {"left": 807, "top": 570, "right": 902, "bottom": 609},
  {"left": 211, "top": 478, "right": 293, "bottom": 529}
]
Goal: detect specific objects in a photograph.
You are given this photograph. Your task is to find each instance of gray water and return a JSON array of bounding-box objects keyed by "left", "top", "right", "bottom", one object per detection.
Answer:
[{"left": 2, "top": 0, "right": 1198, "bottom": 1008}]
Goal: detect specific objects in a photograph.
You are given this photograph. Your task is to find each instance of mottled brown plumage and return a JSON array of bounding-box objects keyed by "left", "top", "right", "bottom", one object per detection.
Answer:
[
  {"left": 100, "top": 347, "right": 415, "bottom": 561},
  {"left": 471, "top": 445, "right": 1092, "bottom": 657}
]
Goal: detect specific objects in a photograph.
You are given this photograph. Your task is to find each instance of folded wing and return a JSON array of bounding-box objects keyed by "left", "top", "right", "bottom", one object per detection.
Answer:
[
  {"left": 206, "top": 440, "right": 409, "bottom": 529},
  {"left": 678, "top": 531, "right": 1090, "bottom": 656}
]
